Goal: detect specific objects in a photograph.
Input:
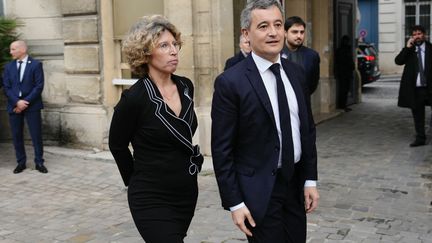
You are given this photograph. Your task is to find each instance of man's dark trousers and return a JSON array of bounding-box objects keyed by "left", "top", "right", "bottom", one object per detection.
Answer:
[
  {"left": 412, "top": 87, "right": 431, "bottom": 142},
  {"left": 247, "top": 167, "right": 306, "bottom": 243},
  {"left": 9, "top": 110, "right": 44, "bottom": 165}
]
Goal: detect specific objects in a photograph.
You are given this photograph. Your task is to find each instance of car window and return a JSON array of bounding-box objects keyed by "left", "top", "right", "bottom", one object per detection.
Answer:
[
  {"left": 363, "top": 47, "right": 371, "bottom": 55},
  {"left": 358, "top": 44, "right": 377, "bottom": 56},
  {"left": 367, "top": 46, "right": 377, "bottom": 56}
]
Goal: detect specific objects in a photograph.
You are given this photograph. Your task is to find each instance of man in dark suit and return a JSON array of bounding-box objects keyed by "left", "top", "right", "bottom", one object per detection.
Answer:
[
  {"left": 281, "top": 16, "right": 320, "bottom": 95},
  {"left": 395, "top": 25, "right": 432, "bottom": 147},
  {"left": 224, "top": 35, "right": 251, "bottom": 70},
  {"left": 2, "top": 40, "right": 47, "bottom": 173},
  {"left": 211, "top": 1, "right": 319, "bottom": 242}
]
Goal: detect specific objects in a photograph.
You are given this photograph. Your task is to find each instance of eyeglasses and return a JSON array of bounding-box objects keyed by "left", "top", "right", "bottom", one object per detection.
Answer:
[{"left": 156, "top": 41, "right": 182, "bottom": 53}]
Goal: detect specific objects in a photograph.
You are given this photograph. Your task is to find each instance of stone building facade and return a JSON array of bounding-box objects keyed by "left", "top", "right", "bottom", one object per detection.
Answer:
[
  {"left": 378, "top": 0, "right": 404, "bottom": 75},
  {"left": 0, "top": 0, "right": 349, "bottom": 155},
  {"left": 378, "top": 0, "right": 432, "bottom": 75}
]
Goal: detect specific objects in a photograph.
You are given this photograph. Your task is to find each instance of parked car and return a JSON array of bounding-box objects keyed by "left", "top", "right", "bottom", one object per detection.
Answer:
[{"left": 357, "top": 42, "right": 381, "bottom": 85}]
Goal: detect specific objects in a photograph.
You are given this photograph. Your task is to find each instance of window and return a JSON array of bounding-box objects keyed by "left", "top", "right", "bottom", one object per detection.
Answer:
[
  {"left": 112, "top": 0, "right": 164, "bottom": 86},
  {"left": 404, "top": 0, "right": 431, "bottom": 42}
]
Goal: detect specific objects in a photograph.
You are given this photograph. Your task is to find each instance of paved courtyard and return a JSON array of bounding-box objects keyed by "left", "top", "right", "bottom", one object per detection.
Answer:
[{"left": 0, "top": 78, "right": 431, "bottom": 242}]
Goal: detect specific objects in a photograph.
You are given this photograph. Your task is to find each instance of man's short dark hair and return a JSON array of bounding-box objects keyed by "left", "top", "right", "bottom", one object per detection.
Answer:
[
  {"left": 284, "top": 16, "right": 306, "bottom": 31},
  {"left": 240, "top": 0, "right": 283, "bottom": 29},
  {"left": 411, "top": 25, "right": 426, "bottom": 34}
]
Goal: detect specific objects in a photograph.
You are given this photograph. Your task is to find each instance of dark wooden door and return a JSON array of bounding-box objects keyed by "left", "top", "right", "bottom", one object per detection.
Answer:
[{"left": 334, "top": 0, "right": 358, "bottom": 106}]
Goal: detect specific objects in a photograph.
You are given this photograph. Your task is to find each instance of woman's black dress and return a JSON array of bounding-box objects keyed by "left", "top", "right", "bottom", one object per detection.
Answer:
[{"left": 109, "top": 74, "right": 203, "bottom": 243}]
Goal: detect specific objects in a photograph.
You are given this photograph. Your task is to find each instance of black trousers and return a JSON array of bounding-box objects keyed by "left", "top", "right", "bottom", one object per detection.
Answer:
[
  {"left": 9, "top": 110, "right": 44, "bottom": 165},
  {"left": 247, "top": 170, "right": 306, "bottom": 243},
  {"left": 411, "top": 87, "right": 431, "bottom": 141},
  {"left": 337, "top": 76, "right": 352, "bottom": 109}
]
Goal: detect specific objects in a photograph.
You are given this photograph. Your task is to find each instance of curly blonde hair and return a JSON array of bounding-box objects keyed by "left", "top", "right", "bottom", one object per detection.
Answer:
[{"left": 122, "top": 15, "right": 182, "bottom": 77}]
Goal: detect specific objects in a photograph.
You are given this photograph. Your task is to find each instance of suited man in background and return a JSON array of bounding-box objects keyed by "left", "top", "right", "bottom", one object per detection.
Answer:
[
  {"left": 211, "top": 0, "right": 319, "bottom": 242},
  {"left": 224, "top": 35, "right": 251, "bottom": 70},
  {"left": 282, "top": 16, "right": 320, "bottom": 95},
  {"left": 2, "top": 40, "right": 47, "bottom": 173},
  {"left": 395, "top": 25, "right": 432, "bottom": 147}
]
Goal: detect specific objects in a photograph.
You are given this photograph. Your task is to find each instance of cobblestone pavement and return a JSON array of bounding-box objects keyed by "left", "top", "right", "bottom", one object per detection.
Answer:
[{"left": 0, "top": 78, "right": 431, "bottom": 243}]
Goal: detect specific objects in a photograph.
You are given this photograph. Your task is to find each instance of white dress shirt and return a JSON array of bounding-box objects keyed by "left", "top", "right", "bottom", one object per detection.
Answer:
[
  {"left": 416, "top": 42, "right": 426, "bottom": 87},
  {"left": 17, "top": 55, "right": 28, "bottom": 81},
  {"left": 252, "top": 52, "right": 302, "bottom": 164},
  {"left": 17, "top": 55, "right": 29, "bottom": 97}
]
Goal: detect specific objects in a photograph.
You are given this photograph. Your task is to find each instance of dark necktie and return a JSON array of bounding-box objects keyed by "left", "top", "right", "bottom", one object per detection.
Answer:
[
  {"left": 17, "top": 60, "right": 23, "bottom": 82},
  {"left": 417, "top": 46, "right": 426, "bottom": 87},
  {"left": 269, "top": 63, "right": 294, "bottom": 180}
]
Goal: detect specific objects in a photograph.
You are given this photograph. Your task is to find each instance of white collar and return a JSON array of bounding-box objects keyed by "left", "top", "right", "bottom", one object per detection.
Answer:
[
  {"left": 251, "top": 52, "right": 282, "bottom": 74},
  {"left": 18, "top": 55, "right": 29, "bottom": 63},
  {"left": 417, "top": 42, "right": 426, "bottom": 51}
]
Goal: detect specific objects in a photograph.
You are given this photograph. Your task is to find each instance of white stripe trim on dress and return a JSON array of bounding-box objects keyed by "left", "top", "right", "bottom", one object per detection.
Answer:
[{"left": 142, "top": 78, "right": 201, "bottom": 175}]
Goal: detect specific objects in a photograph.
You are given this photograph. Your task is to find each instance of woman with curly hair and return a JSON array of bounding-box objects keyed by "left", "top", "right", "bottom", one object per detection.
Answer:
[{"left": 108, "top": 15, "right": 203, "bottom": 242}]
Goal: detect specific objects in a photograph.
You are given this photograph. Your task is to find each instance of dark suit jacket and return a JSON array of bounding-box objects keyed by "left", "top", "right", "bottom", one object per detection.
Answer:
[
  {"left": 282, "top": 45, "right": 320, "bottom": 94},
  {"left": 395, "top": 41, "right": 432, "bottom": 108},
  {"left": 224, "top": 51, "right": 247, "bottom": 71},
  {"left": 211, "top": 54, "right": 317, "bottom": 224},
  {"left": 2, "top": 56, "right": 44, "bottom": 113}
]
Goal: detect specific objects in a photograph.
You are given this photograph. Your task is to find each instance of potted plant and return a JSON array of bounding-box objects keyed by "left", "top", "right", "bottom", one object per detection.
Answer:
[{"left": 0, "top": 17, "right": 20, "bottom": 86}]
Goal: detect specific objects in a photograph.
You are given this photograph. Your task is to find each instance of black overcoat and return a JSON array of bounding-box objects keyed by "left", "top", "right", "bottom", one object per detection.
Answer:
[{"left": 395, "top": 41, "right": 432, "bottom": 108}]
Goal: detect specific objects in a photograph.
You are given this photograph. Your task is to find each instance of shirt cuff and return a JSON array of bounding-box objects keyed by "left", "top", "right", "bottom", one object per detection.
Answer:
[
  {"left": 229, "top": 202, "right": 246, "bottom": 211},
  {"left": 304, "top": 180, "right": 317, "bottom": 187}
]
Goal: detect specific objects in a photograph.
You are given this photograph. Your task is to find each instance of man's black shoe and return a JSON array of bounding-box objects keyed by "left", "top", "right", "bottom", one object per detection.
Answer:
[
  {"left": 35, "top": 164, "right": 48, "bottom": 173},
  {"left": 13, "top": 164, "right": 26, "bottom": 174},
  {"left": 410, "top": 140, "right": 426, "bottom": 147}
]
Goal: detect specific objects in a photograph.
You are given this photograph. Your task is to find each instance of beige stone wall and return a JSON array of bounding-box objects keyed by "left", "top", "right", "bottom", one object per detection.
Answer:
[
  {"left": 0, "top": 0, "right": 107, "bottom": 149},
  {"left": 1, "top": 0, "right": 339, "bottom": 151},
  {"left": 1, "top": 0, "right": 64, "bottom": 143},
  {"left": 189, "top": 0, "right": 234, "bottom": 155},
  {"left": 63, "top": 16, "right": 98, "bottom": 43},
  {"left": 151, "top": 0, "right": 233, "bottom": 155},
  {"left": 312, "top": 0, "right": 336, "bottom": 113},
  {"left": 60, "top": 0, "right": 107, "bottom": 148},
  {"left": 379, "top": 0, "right": 403, "bottom": 75}
]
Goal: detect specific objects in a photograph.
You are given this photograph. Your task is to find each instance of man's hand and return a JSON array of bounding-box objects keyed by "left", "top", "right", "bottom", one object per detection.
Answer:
[
  {"left": 16, "top": 100, "right": 29, "bottom": 111},
  {"left": 304, "top": 186, "right": 319, "bottom": 213},
  {"left": 406, "top": 37, "right": 414, "bottom": 48},
  {"left": 13, "top": 107, "right": 23, "bottom": 114},
  {"left": 231, "top": 205, "right": 256, "bottom": 237}
]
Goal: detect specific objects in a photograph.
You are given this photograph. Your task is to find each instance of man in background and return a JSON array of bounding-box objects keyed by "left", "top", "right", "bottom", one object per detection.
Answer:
[
  {"left": 2, "top": 40, "right": 47, "bottom": 173},
  {"left": 224, "top": 35, "right": 251, "bottom": 70},
  {"left": 395, "top": 25, "right": 432, "bottom": 147},
  {"left": 282, "top": 16, "right": 320, "bottom": 95}
]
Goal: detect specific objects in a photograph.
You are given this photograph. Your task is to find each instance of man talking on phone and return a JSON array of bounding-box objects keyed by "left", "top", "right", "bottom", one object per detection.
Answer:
[{"left": 395, "top": 25, "right": 432, "bottom": 147}]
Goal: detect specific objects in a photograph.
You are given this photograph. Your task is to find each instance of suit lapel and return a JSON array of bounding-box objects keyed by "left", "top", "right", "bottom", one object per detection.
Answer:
[
  {"left": 238, "top": 52, "right": 246, "bottom": 62},
  {"left": 22, "top": 57, "right": 32, "bottom": 82},
  {"left": 281, "top": 59, "right": 309, "bottom": 132},
  {"left": 143, "top": 76, "right": 195, "bottom": 154},
  {"left": 13, "top": 60, "right": 20, "bottom": 82},
  {"left": 244, "top": 55, "right": 277, "bottom": 129},
  {"left": 425, "top": 43, "right": 431, "bottom": 73},
  {"left": 244, "top": 55, "right": 310, "bottom": 135}
]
